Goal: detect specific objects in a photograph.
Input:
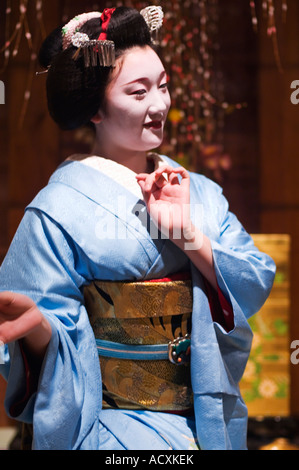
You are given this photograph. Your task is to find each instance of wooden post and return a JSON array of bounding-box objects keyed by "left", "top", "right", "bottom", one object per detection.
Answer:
[
  {"left": 0, "top": 0, "right": 62, "bottom": 428},
  {"left": 258, "top": 0, "right": 299, "bottom": 415}
]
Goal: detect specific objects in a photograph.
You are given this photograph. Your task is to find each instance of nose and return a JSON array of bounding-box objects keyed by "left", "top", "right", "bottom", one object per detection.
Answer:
[
  {"left": 148, "top": 89, "right": 170, "bottom": 119},
  {"left": 148, "top": 108, "right": 164, "bottom": 121}
]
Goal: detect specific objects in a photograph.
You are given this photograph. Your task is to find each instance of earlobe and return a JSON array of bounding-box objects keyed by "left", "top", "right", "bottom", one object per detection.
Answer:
[{"left": 91, "top": 110, "right": 104, "bottom": 124}]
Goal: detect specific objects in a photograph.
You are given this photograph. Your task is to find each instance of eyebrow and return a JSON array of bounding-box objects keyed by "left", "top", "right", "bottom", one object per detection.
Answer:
[{"left": 122, "top": 70, "right": 167, "bottom": 87}]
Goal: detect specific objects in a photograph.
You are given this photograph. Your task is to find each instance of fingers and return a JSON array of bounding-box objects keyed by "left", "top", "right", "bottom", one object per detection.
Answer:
[
  {"left": 0, "top": 294, "right": 42, "bottom": 345},
  {"left": 153, "top": 165, "right": 189, "bottom": 178},
  {"left": 136, "top": 165, "right": 189, "bottom": 189},
  {"left": 0, "top": 291, "right": 16, "bottom": 307},
  {"left": 138, "top": 172, "right": 158, "bottom": 193},
  {"left": 135, "top": 173, "right": 148, "bottom": 181},
  {"left": 0, "top": 291, "right": 35, "bottom": 315},
  {"left": 168, "top": 172, "right": 180, "bottom": 185}
]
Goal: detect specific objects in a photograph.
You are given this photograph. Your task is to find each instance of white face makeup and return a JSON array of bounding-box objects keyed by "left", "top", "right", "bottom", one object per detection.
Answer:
[{"left": 96, "top": 45, "right": 171, "bottom": 157}]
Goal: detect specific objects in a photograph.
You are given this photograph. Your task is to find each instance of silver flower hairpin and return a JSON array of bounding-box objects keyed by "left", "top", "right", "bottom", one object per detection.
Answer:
[{"left": 140, "top": 6, "right": 164, "bottom": 32}]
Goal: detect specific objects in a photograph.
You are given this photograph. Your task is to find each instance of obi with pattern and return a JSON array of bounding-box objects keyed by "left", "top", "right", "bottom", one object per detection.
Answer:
[{"left": 84, "top": 275, "right": 193, "bottom": 412}]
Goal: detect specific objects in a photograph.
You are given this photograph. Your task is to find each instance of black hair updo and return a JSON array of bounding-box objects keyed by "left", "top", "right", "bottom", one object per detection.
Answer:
[{"left": 38, "top": 7, "right": 153, "bottom": 130}]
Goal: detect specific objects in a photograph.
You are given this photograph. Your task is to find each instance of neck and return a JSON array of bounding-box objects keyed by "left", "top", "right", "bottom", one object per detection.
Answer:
[{"left": 91, "top": 133, "right": 155, "bottom": 174}]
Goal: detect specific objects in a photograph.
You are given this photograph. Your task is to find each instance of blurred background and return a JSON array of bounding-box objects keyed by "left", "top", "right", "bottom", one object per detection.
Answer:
[{"left": 0, "top": 0, "right": 299, "bottom": 450}]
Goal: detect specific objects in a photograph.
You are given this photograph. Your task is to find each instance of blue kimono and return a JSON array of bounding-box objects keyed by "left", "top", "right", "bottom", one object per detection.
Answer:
[{"left": 0, "top": 155, "right": 275, "bottom": 450}]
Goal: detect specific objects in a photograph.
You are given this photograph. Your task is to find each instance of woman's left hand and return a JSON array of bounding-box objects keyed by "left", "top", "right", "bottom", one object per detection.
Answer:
[{"left": 136, "top": 165, "right": 192, "bottom": 241}]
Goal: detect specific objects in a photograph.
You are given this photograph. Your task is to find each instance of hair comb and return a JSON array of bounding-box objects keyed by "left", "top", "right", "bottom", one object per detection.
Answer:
[
  {"left": 71, "top": 33, "right": 115, "bottom": 67},
  {"left": 140, "top": 6, "right": 164, "bottom": 32},
  {"left": 63, "top": 9, "right": 116, "bottom": 68}
]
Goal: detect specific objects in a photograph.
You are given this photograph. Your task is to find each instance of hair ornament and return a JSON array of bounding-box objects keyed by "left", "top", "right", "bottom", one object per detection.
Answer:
[
  {"left": 62, "top": 12, "right": 102, "bottom": 50},
  {"left": 140, "top": 6, "right": 164, "bottom": 33},
  {"left": 63, "top": 6, "right": 164, "bottom": 68},
  {"left": 72, "top": 39, "right": 115, "bottom": 67},
  {"left": 71, "top": 32, "right": 90, "bottom": 48},
  {"left": 98, "top": 8, "right": 116, "bottom": 40},
  {"left": 63, "top": 9, "right": 116, "bottom": 68}
]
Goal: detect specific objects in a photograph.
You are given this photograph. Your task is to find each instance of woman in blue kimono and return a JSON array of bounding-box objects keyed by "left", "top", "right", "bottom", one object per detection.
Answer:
[{"left": 0, "top": 6, "right": 275, "bottom": 450}]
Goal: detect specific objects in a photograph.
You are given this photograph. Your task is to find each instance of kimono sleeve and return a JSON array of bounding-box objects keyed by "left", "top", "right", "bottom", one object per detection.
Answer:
[
  {"left": 0, "top": 208, "right": 102, "bottom": 450},
  {"left": 188, "top": 176, "right": 276, "bottom": 449},
  {"left": 211, "top": 188, "right": 276, "bottom": 321}
]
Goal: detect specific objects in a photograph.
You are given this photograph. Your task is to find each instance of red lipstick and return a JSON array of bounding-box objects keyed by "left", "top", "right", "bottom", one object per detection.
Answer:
[{"left": 144, "top": 121, "right": 162, "bottom": 129}]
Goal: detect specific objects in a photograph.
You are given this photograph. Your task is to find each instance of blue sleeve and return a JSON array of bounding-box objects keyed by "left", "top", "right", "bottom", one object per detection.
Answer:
[
  {"left": 0, "top": 208, "right": 101, "bottom": 449},
  {"left": 189, "top": 182, "right": 276, "bottom": 450},
  {"left": 211, "top": 189, "right": 276, "bottom": 320}
]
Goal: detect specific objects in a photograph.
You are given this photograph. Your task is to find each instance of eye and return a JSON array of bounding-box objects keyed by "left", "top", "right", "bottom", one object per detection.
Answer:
[
  {"left": 159, "top": 82, "right": 169, "bottom": 90},
  {"left": 131, "top": 89, "right": 147, "bottom": 99}
]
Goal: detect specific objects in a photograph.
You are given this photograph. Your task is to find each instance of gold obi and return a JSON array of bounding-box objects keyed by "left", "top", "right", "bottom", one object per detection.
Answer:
[{"left": 84, "top": 275, "right": 193, "bottom": 412}]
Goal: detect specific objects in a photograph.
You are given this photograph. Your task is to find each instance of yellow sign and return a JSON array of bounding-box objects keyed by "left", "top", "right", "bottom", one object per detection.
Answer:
[{"left": 240, "top": 235, "right": 291, "bottom": 417}]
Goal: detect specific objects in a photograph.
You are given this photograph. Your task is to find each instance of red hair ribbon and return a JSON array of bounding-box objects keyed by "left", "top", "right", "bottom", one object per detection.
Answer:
[{"left": 98, "top": 8, "right": 116, "bottom": 40}]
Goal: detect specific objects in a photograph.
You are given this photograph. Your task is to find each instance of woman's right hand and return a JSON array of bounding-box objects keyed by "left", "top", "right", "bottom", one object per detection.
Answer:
[{"left": 0, "top": 291, "right": 52, "bottom": 361}]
